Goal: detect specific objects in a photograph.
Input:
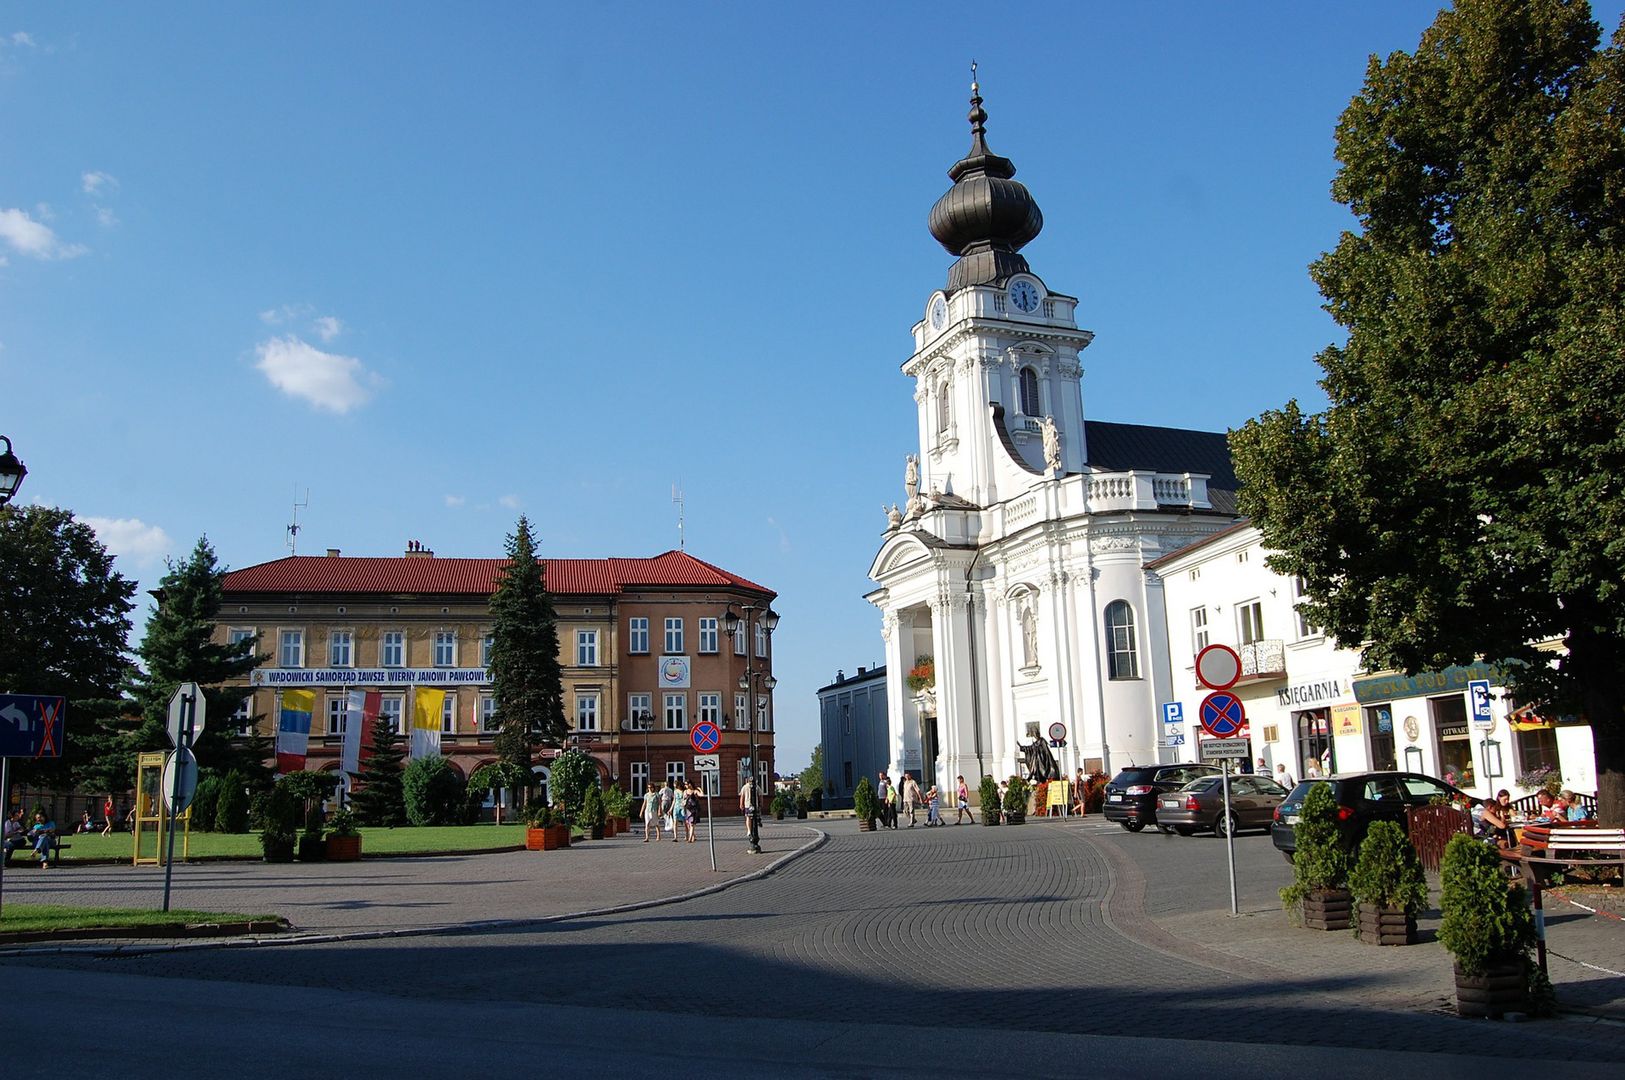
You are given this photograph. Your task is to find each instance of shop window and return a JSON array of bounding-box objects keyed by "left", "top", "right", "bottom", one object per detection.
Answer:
[
  {"left": 1364, "top": 705, "right": 1396, "bottom": 772},
  {"left": 1429, "top": 695, "right": 1474, "bottom": 788},
  {"left": 1515, "top": 725, "right": 1560, "bottom": 776}
]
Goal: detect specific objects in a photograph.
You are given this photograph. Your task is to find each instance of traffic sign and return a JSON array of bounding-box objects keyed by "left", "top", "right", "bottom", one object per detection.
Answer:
[
  {"left": 1468, "top": 679, "right": 1493, "bottom": 729},
  {"left": 1201, "top": 738, "right": 1250, "bottom": 759},
  {"left": 166, "top": 682, "right": 207, "bottom": 747},
  {"left": 1198, "top": 691, "right": 1247, "bottom": 739},
  {"left": 690, "top": 721, "right": 721, "bottom": 753},
  {"left": 1048, "top": 722, "right": 1067, "bottom": 742},
  {"left": 0, "top": 695, "right": 66, "bottom": 759},
  {"left": 1195, "top": 644, "right": 1242, "bottom": 691},
  {"left": 1166, "top": 732, "right": 1186, "bottom": 747},
  {"left": 1161, "top": 702, "right": 1184, "bottom": 727},
  {"left": 163, "top": 747, "right": 199, "bottom": 813},
  {"left": 693, "top": 753, "right": 720, "bottom": 772}
]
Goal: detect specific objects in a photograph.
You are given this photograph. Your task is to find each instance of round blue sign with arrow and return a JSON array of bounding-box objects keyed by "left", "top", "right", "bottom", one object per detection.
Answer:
[
  {"left": 690, "top": 721, "right": 721, "bottom": 754},
  {"left": 1198, "top": 691, "right": 1247, "bottom": 739}
]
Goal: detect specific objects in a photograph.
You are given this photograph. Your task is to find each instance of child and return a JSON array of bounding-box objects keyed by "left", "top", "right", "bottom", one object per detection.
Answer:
[{"left": 925, "top": 785, "right": 941, "bottom": 826}]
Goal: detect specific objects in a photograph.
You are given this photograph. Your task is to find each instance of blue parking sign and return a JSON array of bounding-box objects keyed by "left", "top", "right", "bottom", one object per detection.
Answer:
[{"left": 1161, "top": 702, "right": 1184, "bottom": 727}]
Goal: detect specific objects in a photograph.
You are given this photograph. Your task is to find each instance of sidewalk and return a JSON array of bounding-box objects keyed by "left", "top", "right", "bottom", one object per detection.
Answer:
[{"left": 0, "top": 820, "right": 823, "bottom": 944}]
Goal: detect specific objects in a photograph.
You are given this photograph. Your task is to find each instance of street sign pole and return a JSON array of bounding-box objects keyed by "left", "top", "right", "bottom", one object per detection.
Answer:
[
  {"left": 706, "top": 783, "right": 716, "bottom": 872},
  {"left": 0, "top": 757, "right": 10, "bottom": 917},
  {"left": 162, "top": 687, "right": 198, "bottom": 912},
  {"left": 1223, "top": 759, "right": 1238, "bottom": 916}
]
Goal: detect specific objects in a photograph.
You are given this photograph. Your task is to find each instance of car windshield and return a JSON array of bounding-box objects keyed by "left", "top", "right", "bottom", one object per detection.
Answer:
[
  {"left": 1110, "top": 768, "right": 1159, "bottom": 787},
  {"left": 1180, "top": 777, "right": 1221, "bottom": 793}
]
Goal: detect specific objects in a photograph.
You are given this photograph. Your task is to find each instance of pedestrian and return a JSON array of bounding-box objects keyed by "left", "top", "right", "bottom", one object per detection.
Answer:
[
  {"left": 670, "top": 782, "right": 688, "bottom": 844},
  {"left": 997, "top": 780, "right": 1010, "bottom": 824},
  {"left": 683, "top": 781, "right": 700, "bottom": 843},
  {"left": 1071, "top": 768, "right": 1087, "bottom": 815},
  {"left": 657, "top": 778, "right": 676, "bottom": 839},
  {"left": 955, "top": 775, "right": 975, "bottom": 824},
  {"left": 101, "top": 794, "right": 115, "bottom": 837},
  {"left": 1304, "top": 759, "right": 1322, "bottom": 779},
  {"left": 884, "top": 776, "right": 900, "bottom": 829},
  {"left": 876, "top": 773, "right": 892, "bottom": 828},
  {"left": 925, "top": 785, "right": 941, "bottom": 826},
  {"left": 2, "top": 808, "right": 24, "bottom": 864},
  {"left": 641, "top": 785, "right": 659, "bottom": 842},
  {"left": 902, "top": 775, "right": 921, "bottom": 827},
  {"left": 1275, "top": 763, "right": 1296, "bottom": 790},
  {"left": 1254, "top": 757, "right": 1268, "bottom": 777}
]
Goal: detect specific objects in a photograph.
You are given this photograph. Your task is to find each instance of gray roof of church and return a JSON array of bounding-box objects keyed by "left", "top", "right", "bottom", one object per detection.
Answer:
[{"left": 1083, "top": 420, "right": 1239, "bottom": 514}]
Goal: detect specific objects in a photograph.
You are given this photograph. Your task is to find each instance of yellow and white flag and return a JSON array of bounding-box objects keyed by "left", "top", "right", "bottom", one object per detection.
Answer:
[{"left": 410, "top": 687, "right": 445, "bottom": 759}]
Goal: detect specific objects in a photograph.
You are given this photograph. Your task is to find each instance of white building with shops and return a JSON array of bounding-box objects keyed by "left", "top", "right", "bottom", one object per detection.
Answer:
[{"left": 1152, "top": 523, "right": 1598, "bottom": 799}]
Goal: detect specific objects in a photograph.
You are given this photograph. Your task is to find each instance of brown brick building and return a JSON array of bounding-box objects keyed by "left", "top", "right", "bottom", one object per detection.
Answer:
[{"left": 215, "top": 545, "right": 777, "bottom": 813}]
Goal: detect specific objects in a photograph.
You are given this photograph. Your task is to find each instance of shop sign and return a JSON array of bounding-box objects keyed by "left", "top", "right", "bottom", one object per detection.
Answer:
[
  {"left": 1276, "top": 677, "right": 1346, "bottom": 709},
  {"left": 1438, "top": 722, "right": 1470, "bottom": 739},
  {"left": 250, "top": 667, "right": 490, "bottom": 687},
  {"left": 1351, "top": 661, "right": 1510, "bottom": 704},
  {"left": 1330, "top": 703, "right": 1362, "bottom": 737}
]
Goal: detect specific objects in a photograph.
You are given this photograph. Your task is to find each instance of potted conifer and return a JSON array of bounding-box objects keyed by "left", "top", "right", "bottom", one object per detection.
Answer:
[
  {"left": 1004, "top": 776, "right": 1029, "bottom": 825},
  {"left": 1347, "top": 820, "right": 1426, "bottom": 945},
  {"left": 1439, "top": 832, "right": 1541, "bottom": 1017},
  {"left": 853, "top": 776, "right": 879, "bottom": 831},
  {"left": 1280, "top": 783, "right": 1352, "bottom": 930},
  {"left": 979, "top": 776, "right": 1001, "bottom": 825},
  {"left": 581, "top": 785, "right": 606, "bottom": 840}
]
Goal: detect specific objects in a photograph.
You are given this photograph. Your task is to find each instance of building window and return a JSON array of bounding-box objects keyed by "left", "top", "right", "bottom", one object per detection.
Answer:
[
  {"left": 577, "top": 629, "right": 598, "bottom": 667},
  {"left": 629, "top": 617, "right": 649, "bottom": 655},
  {"left": 576, "top": 693, "right": 599, "bottom": 732},
  {"left": 278, "top": 629, "right": 304, "bottom": 668},
  {"left": 228, "top": 627, "right": 257, "bottom": 656},
  {"left": 1105, "top": 601, "right": 1139, "bottom": 680},
  {"left": 1238, "top": 601, "right": 1264, "bottom": 645},
  {"left": 734, "top": 693, "right": 749, "bottom": 731},
  {"left": 664, "top": 617, "right": 684, "bottom": 654},
  {"left": 733, "top": 620, "right": 746, "bottom": 655},
  {"left": 328, "top": 631, "right": 353, "bottom": 668},
  {"left": 758, "top": 761, "right": 770, "bottom": 798},
  {"left": 1515, "top": 725, "right": 1561, "bottom": 777},
  {"left": 1237, "top": 550, "right": 1250, "bottom": 564},
  {"left": 380, "top": 696, "right": 404, "bottom": 735},
  {"left": 699, "top": 617, "right": 719, "bottom": 654},
  {"left": 441, "top": 693, "right": 456, "bottom": 734},
  {"left": 701, "top": 768, "right": 721, "bottom": 797},
  {"left": 755, "top": 624, "right": 768, "bottom": 658},
  {"left": 1431, "top": 695, "right": 1474, "bottom": 788},
  {"left": 630, "top": 761, "right": 649, "bottom": 798},
  {"left": 481, "top": 633, "right": 494, "bottom": 667},
  {"left": 757, "top": 695, "right": 771, "bottom": 732},
  {"left": 480, "top": 695, "right": 498, "bottom": 733},
  {"left": 231, "top": 694, "right": 252, "bottom": 732},
  {"left": 433, "top": 631, "right": 457, "bottom": 667},
  {"left": 663, "top": 692, "right": 686, "bottom": 731},
  {"left": 381, "top": 631, "right": 405, "bottom": 668},
  {"left": 1292, "top": 577, "right": 1318, "bottom": 639},
  {"left": 628, "top": 693, "right": 652, "bottom": 729},
  {"left": 842, "top": 703, "right": 852, "bottom": 736},
  {"left": 1190, "top": 607, "right": 1209, "bottom": 655},
  {"left": 326, "top": 696, "right": 347, "bottom": 736},
  {"left": 937, "top": 384, "right": 951, "bottom": 433},
  {"left": 1365, "top": 705, "right": 1396, "bottom": 771},
  {"left": 699, "top": 692, "right": 720, "bottom": 726},
  {"left": 1019, "top": 367, "right": 1040, "bottom": 416},
  {"left": 666, "top": 761, "right": 686, "bottom": 787}
]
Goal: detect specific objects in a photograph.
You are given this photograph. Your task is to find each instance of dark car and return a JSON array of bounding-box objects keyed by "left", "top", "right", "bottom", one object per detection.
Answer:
[
  {"left": 1102, "top": 763, "right": 1222, "bottom": 832},
  {"left": 1156, "top": 773, "right": 1290, "bottom": 837},
  {"left": 1270, "top": 771, "right": 1468, "bottom": 861}
]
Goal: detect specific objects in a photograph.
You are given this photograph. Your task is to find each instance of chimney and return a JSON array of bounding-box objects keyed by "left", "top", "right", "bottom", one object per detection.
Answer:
[
  {"left": 326, "top": 548, "right": 341, "bottom": 558},
  {"left": 856, "top": 666, "right": 866, "bottom": 677},
  {"left": 405, "top": 539, "right": 434, "bottom": 559}
]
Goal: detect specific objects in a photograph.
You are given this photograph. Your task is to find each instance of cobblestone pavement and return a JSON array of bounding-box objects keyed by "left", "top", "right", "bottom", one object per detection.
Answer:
[{"left": 6, "top": 816, "right": 1624, "bottom": 1067}]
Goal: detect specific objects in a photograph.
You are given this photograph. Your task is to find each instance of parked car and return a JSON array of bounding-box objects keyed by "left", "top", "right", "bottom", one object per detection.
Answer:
[
  {"left": 1156, "top": 773, "right": 1290, "bottom": 837},
  {"left": 1270, "top": 771, "right": 1468, "bottom": 861},
  {"left": 1102, "top": 763, "right": 1221, "bottom": 832}
]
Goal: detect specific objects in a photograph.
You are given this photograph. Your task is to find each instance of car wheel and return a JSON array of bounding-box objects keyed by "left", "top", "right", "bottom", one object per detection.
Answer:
[
  {"left": 1157, "top": 824, "right": 1174, "bottom": 835},
  {"left": 1174, "top": 826, "right": 1196, "bottom": 836},
  {"left": 1122, "top": 821, "right": 1145, "bottom": 832},
  {"left": 1215, "top": 811, "right": 1239, "bottom": 838}
]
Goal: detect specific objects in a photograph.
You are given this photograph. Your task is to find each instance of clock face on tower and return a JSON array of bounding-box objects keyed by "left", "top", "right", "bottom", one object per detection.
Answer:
[
  {"left": 929, "top": 295, "right": 947, "bottom": 329},
  {"left": 1009, "top": 280, "right": 1040, "bottom": 313}
]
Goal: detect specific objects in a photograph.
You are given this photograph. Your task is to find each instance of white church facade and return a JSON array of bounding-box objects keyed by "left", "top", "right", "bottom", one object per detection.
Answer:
[{"left": 866, "top": 80, "right": 1243, "bottom": 792}]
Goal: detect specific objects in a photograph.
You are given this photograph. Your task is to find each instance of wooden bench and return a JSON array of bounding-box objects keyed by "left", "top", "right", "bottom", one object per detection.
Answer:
[
  {"left": 3, "top": 832, "right": 68, "bottom": 865},
  {"left": 1516, "top": 823, "right": 1625, "bottom": 883},
  {"left": 1509, "top": 791, "right": 1596, "bottom": 818}
]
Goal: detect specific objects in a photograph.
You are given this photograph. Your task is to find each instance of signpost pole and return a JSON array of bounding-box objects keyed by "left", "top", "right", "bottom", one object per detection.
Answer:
[
  {"left": 0, "top": 757, "right": 10, "bottom": 918},
  {"left": 162, "top": 691, "right": 193, "bottom": 912},
  {"left": 706, "top": 783, "right": 716, "bottom": 872},
  {"left": 1223, "top": 759, "right": 1238, "bottom": 916}
]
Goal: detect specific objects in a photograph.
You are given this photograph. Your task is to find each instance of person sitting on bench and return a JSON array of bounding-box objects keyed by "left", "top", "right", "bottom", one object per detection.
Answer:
[
  {"left": 1559, "top": 790, "right": 1592, "bottom": 822},
  {"left": 1477, "top": 789, "right": 1513, "bottom": 847},
  {"left": 28, "top": 811, "right": 57, "bottom": 868},
  {"left": 2, "top": 808, "right": 25, "bottom": 862}
]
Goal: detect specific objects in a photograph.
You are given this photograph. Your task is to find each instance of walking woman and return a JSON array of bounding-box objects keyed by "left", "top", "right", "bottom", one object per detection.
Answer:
[
  {"left": 955, "top": 775, "right": 976, "bottom": 824},
  {"left": 683, "top": 780, "right": 700, "bottom": 843},
  {"left": 641, "top": 785, "right": 659, "bottom": 842},
  {"left": 670, "top": 781, "right": 687, "bottom": 844}
]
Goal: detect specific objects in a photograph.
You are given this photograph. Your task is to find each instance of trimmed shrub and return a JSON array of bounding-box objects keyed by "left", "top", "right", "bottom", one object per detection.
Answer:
[
  {"left": 1439, "top": 832, "right": 1534, "bottom": 977},
  {"left": 215, "top": 771, "right": 250, "bottom": 833},
  {"left": 1280, "top": 781, "right": 1351, "bottom": 909},
  {"left": 402, "top": 754, "right": 469, "bottom": 827},
  {"left": 1348, "top": 819, "right": 1428, "bottom": 916}
]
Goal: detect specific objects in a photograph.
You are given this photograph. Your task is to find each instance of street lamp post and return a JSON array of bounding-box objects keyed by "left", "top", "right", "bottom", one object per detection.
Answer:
[
  {"left": 640, "top": 710, "right": 653, "bottom": 796},
  {"left": 724, "top": 602, "right": 779, "bottom": 855},
  {"left": 0, "top": 436, "right": 27, "bottom": 506}
]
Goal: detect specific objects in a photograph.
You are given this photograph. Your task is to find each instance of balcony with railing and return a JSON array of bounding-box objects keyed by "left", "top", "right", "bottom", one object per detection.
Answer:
[
  {"left": 1085, "top": 470, "right": 1213, "bottom": 512},
  {"left": 1235, "top": 639, "right": 1286, "bottom": 684}
]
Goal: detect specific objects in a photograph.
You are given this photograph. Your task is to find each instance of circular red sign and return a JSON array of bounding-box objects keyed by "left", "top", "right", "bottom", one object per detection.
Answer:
[
  {"left": 1195, "top": 644, "right": 1242, "bottom": 691},
  {"left": 1198, "top": 691, "right": 1247, "bottom": 739}
]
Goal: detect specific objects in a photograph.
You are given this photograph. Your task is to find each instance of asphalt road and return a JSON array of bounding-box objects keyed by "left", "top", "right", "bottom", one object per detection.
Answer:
[{"left": 4, "top": 817, "right": 1623, "bottom": 1077}]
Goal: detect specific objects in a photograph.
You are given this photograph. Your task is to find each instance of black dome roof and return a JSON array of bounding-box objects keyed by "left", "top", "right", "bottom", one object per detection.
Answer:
[{"left": 927, "top": 78, "right": 1043, "bottom": 293}]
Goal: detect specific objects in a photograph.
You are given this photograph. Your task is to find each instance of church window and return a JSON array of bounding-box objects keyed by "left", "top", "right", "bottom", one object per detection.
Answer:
[
  {"left": 937, "top": 384, "right": 951, "bottom": 434},
  {"left": 1105, "top": 601, "right": 1139, "bottom": 679},
  {"left": 1019, "top": 368, "right": 1041, "bottom": 416}
]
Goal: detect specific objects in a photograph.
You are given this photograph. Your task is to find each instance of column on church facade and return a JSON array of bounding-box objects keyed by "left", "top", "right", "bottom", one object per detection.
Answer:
[
  {"left": 930, "top": 595, "right": 975, "bottom": 792},
  {"left": 1039, "top": 565, "right": 1083, "bottom": 780},
  {"left": 982, "top": 585, "right": 1014, "bottom": 779},
  {"left": 879, "top": 609, "right": 913, "bottom": 778}
]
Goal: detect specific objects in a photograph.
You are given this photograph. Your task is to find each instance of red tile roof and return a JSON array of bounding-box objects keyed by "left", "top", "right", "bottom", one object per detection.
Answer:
[{"left": 221, "top": 549, "right": 771, "bottom": 598}]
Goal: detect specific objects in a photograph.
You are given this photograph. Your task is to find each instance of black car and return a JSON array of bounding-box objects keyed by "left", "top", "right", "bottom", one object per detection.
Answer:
[
  {"left": 1102, "top": 763, "right": 1222, "bottom": 832},
  {"left": 1270, "top": 771, "right": 1469, "bottom": 861}
]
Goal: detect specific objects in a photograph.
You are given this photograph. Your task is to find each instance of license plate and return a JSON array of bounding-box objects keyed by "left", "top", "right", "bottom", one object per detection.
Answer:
[
  {"left": 1284, "top": 814, "right": 1300, "bottom": 825},
  {"left": 1107, "top": 794, "right": 1122, "bottom": 802},
  {"left": 1160, "top": 798, "right": 1180, "bottom": 809}
]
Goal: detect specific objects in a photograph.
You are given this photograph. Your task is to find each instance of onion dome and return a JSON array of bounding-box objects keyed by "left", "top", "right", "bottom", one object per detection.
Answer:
[{"left": 927, "top": 71, "right": 1043, "bottom": 293}]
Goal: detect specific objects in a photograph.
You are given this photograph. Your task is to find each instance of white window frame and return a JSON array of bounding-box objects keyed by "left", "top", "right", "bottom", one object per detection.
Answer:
[
  {"left": 733, "top": 621, "right": 746, "bottom": 655},
  {"left": 480, "top": 694, "right": 499, "bottom": 733},
  {"left": 433, "top": 630, "right": 457, "bottom": 667},
  {"left": 630, "top": 761, "right": 649, "bottom": 798},
  {"left": 734, "top": 692, "right": 749, "bottom": 731},
  {"left": 231, "top": 693, "right": 253, "bottom": 731},
  {"left": 629, "top": 617, "right": 649, "bottom": 655},
  {"left": 1238, "top": 600, "right": 1265, "bottom": 646},
  {"left": 328, "top": 630, "right": 353, "bottom": 668},
  {"left": 278, "top": 628, "right": 304, "bottom": 668},
  {"left": 1292, "top": 577, "right": 1318, "bottom": 639},
  {"left": 481, "top": 633, "right": 494, "bottom": 667},
  {"left": 576, "top": 693, "right": 600, "bottom": 732},
  {"left": 663, "top": 692, "right": 686, "bottom": 731},
  {"left": 326, "top": 696, "right": 348, "bottom": 736},
  {"left": 1105, "top": 601, "right": 1139, "bottom": 680},
  {"left": 381, "top": 630, "right": 405, "bottom": 668},
  {"left": 698, "top": 617, "right": 719, "bottom": 654},
  {"left": 441, "top": 693, "right": 456, "bottom": 734},
  {"left": 701, "top": 769, "right": 720, "bottom": 797},
  {"left": 228, "top": 627, "right": 257, "bottom": 654},
  {"left": 757, "top": 694, "right": 771, "bottom": 732},
  {"left": 577, "top": 629, "right": 598, "bottom": 667},
  {"left": 380, "top": 696, "right": 404, "bottom": 735},
  {"left": 1191, "top": 607, "right": 1209, "bottom": 655},
  {"left": 664, "top": 617, "right": 684, "bottom": 654},
  {"left": 699, "top": 692, "right": 721, "bottom": 726},
  {"left": 628, "top": 693, "right": 652, "bottom": 729},
  {"left": 755, "top": 624, "right": 768, "bottom": 658},
  {"left": 666, "top": 761, "right": 686, "bottom": 787}
]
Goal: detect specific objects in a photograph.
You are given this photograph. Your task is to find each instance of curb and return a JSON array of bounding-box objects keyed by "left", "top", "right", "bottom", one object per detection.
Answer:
[
  {"left": 0, "top": 918, "right": 290, "bottom": 945},
  {"left": 0, "top": 825, "right": 827, "bottom": 958}
]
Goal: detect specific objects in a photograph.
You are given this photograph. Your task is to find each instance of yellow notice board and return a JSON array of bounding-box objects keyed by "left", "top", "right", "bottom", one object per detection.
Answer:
[
  {"left": 1331, "top": 703, "right": 1363, "bottom": 737},
  {"left": 1046, "top": 781, "right": 1070, "bottom": 808}
]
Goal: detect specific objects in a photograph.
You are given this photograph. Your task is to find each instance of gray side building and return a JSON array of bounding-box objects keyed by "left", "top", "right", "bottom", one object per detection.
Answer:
[{"left": 816, "top": 665, "right": 889, "bottom": 809}]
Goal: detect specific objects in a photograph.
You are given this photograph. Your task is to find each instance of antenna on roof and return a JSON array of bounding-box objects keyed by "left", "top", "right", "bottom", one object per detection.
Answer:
[
  {"left": 287, "top": 487, "right": 309, "bottom": 555},
  {"left": 672, "top": 483, "right": 685, "bottom": 551}
]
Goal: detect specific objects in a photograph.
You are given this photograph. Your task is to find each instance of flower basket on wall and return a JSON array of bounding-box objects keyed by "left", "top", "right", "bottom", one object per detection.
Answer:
[{"left": 905, "top": 656, "right": 935, "bottom": 693}]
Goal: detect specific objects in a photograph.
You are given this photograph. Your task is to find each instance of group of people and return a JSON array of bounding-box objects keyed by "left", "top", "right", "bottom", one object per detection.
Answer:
[
  {"left": 2, "top": 808, "right": 58, "bottom": 868},
  {"left": 1475, "top": 787, "right": 1593, "bottom": 847},
  {"left": 871, "top": 773, "right": 981, "bottom": 827},
  {"left": 638, "top": 777, "right": 710, "bottom": 843},
  {"left": 1253, "top": 757, "right": 1316, "bottom": 789}
]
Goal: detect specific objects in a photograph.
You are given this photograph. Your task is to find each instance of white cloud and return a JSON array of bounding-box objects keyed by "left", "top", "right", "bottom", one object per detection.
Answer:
[
  {"left": 498, "top": 494, "right": 521, "bottom": 510},
  {"left": 10, "top": 32, "right": 36, "bottom": 47},
  {"left": 313, "top": 315, "right": 343, "bottom": 342},
  {"left": 84, "top": 517, "right": 173, "bottom": 568},
  {"left": 258, "top": 303, "right": 312, "bottom": 326},
  {"left": 444, "top": 495, "right": 466, "bottom": 508},
  {"left": 96, "top": 206, "right": 118, "bottom": 227},
  {"left": 0, "top": 207, "right": 85, "bottom": 259},
  {"left": 81, "top": 170, "right": 118, "bottom": 196},
  {"left": 254, "top": 335, "right": 383, "bottom": 413}
]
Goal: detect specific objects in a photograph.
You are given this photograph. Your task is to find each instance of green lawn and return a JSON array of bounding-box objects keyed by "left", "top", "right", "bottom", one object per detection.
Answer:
[
  {"left": 0, "top": 903, "right": 279, "bottom": 934},
  {"left": 24, "top": 823, "right": 528, "bottom": 862}
]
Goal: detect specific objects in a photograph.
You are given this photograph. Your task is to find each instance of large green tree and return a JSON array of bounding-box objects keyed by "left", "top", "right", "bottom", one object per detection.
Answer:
[
  {"left": 122, "top": 537, "right": 272, "bottom": 790},
  {"left": 0, "top": 505, "right": 136, "bottom": 790},
  {"left": 487, "top": 516, "right": 565, "bottom": 798},
  {"left": 1230, "top": 0, "right": 1625, "bottom": 823}
]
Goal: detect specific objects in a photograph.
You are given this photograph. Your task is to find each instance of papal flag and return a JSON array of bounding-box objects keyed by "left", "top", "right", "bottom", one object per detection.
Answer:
[
  {"left": 411, "top": 687, "right": 445, "bottom": 760},
  {"left": 276, "top": 689, "right": 315, "bottom": 774},
  {"left": 342, "top": 689, "right": 381, "bottom": 774}
]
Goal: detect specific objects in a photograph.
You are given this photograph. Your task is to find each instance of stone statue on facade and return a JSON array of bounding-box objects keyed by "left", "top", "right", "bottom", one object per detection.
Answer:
[
  {"left": 1041, "top": 415, "right": 1062, "bottom": 473},
  {"left": 1020, "top": 599, "right": 1039, "bottom": 669},
  {"left": 884, "top": 503, "right": 902, "bottom": 530},
  {"left": 904, "top": 454, "right": 919, "bottom": 503}
]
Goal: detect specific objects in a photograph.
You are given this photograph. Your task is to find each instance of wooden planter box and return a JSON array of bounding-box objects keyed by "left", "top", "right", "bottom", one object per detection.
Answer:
[
  {"left": 1301, "top": 888, "right": 1353, "bottom": 931},
  {"left": 858, "top": 818, "right": 875, "bottom": 832},
  {"left": 1355, "top": 901, "right": 1416, "bottom": 945},
  {"left": 1455, "top": 958, "right": 1527, "bottom": 1018},
  {"left": 326, "top": 834, "right": 362, "bottom": 862},
  {"left": 1005, "top": 811, "right": 1026, "bottom": 825},
  {"left": 603, "top": 818, "right": 618, "bottom": 838},
  {"left": 526, "top": 825, "right": 571, "bottom": 850}
]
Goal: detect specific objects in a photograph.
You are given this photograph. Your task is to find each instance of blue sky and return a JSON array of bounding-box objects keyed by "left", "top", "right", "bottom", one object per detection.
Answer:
[{"left": 6, "top": 2, "right": 1621, "bottom": 773}]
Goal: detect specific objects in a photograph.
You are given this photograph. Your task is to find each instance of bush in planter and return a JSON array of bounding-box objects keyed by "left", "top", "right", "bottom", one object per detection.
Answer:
[
  {"left": 795, "top": 793, "right": 809, "bottom": 819},
  {"left": 403, "top": 754, "right": 469, "bottom": 826},
  {"left": 602, "top": 784, "right": 632, "bottom": 823},
  {"left": 853, "top": 776, "right": 879, "bottom": 829},
  {"left": 1004, "top": 776, "right": 1030, "bottom": 823},
  {"left": 325, "top": 807, "right": 362, "bottom": 860},
  {"left": 549, "top": 749, "right": 599, "bottom": 822},
  {"left": 771, "top": 790, "right": 794, "bottom": 819},
  {"left": 979, "top": 776, "right": 1001, "bottom": 824},
  {"left": 298, "top": 802, "right": 327, "bottom": 862},
  {"left": 253, "top": 784, "right": 300, "bottom": 863},
  {"left": 1439, "top": 832, "right": 1542, "bottom": 1016},
  {"left": 1347, "top": 820, "right": 1427, "bottom": 944},
  {"left": 1279, "top": 782, "right": 1352, "bottom": 929},
  {"left": 580, "top": 784, "right": 606, "bottom": 838}
]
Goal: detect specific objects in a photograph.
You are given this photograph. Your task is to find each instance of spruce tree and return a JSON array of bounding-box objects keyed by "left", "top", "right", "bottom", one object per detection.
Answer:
[
  {"left": 351, "top": 713, "right": 406, "bottom": 826},
  {"left": 488, "top": 516, "right": 565, "bottom": 802},
  {"left": 122, "top": 536, "right": 270, "bottom": 788}
]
